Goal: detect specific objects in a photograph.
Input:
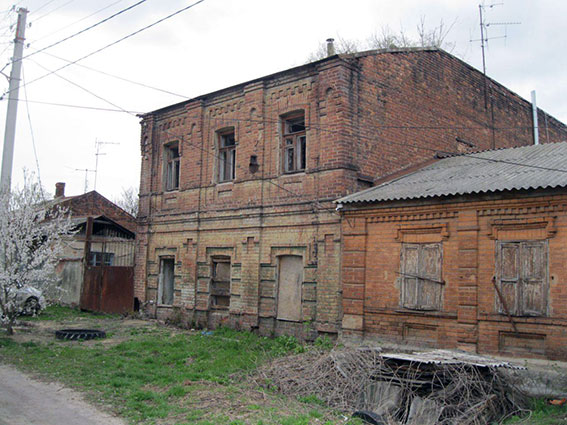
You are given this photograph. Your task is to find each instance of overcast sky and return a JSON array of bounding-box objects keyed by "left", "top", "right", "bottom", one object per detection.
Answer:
[{"left": 0, "top": 0, "right": 565, "bottom": 201}]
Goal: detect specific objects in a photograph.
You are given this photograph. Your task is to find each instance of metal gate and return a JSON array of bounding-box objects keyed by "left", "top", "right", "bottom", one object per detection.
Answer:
[{"left": 80, "top": 266, "right": 134, "bottom": 314}]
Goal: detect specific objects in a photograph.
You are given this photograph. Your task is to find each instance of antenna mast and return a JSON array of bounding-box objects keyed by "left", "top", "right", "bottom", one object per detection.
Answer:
[
  {"left": 472, "top": 2, "right": 520, "bottom": 108},
  {"left": 94, "top": 139, "right": 119, "bottom": 190}
]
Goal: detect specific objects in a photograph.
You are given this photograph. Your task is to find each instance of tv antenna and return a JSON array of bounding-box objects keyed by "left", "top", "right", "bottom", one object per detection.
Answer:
[
  {"left": 471, "top": 2, "right": 520, "bottom": 107},
  {"left": 94, "top": 139, "right": 119, "bottom": 190},
  {"left": 74, "top": 168, "right": 95, "bottom": 193}
]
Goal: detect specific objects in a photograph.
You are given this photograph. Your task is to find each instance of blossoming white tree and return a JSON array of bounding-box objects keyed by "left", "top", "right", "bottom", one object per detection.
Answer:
[{"left": 0, "top": 178, "right": 73, "bottom": 335}]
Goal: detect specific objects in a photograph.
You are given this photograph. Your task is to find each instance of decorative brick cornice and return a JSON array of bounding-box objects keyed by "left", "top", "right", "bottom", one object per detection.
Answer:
[
  {"left": 487, "top": 216, "right": 557, "bottom": 240},
  {"left": 479, "top": 203, "right": 567, "bottom": 217},
  {"left": 368, "top": 210, "right": 457, "bottom": 223},
  {"left": 395, "top": 222, "right": 450, "bottom": 242}
]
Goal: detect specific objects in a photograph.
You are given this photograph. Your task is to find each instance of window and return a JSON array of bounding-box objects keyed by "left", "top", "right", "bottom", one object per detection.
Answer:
[
  {"left": 400, "top": 243, "right": 443, "bottom": 310},
  {"left": 496, "top": 241, "right": 547, "bottom": 316},
  {"left": 158, "top": 258, "right": 174, "bottom": 305},
  {"left": 218, "top": 131, "right": 236, "bottom": 182},
  {"left": 88, "top": 252, "right": 114, "bottom": 266},
  {"left": 164, "top": 143, "right": 180, "bottom": 191},
  {"left": 211, "top": 257, "right": 231, "bottom": 308},
  {"left": 276, "top": 255, "right": 303, "bottom": 321},
  {"left": 282, "top": 114, "right": 306, "bottom": 173}
]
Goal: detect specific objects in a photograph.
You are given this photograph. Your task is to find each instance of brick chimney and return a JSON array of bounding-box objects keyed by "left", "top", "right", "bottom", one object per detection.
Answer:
[{"left": 55, "top": 182, "right": 65, "bottom": 198}]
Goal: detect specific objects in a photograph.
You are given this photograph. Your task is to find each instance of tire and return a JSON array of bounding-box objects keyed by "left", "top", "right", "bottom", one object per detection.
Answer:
[{"left": 21, "top": 297, "right": 40, "bottom": 316}]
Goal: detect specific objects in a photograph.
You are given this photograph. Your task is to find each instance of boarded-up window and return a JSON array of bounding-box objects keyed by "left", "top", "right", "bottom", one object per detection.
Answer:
[
  {"left": 158, "top": 258, "right": 174, "bottom": 305},
  {"left": 211, "top": 257, "right": 231, "bottom": 308},
  {"left": 496, "top": 241, "right": 547, "bottom": 316},
  {"left": 400, "top": 243, "right": 442, "bottom": 310},
  {"left": 277, "top": 255, "right": 303, "bottom": 321}
]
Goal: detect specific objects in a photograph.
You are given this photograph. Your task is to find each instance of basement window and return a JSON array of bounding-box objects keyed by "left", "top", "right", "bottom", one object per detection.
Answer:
[
  {"left": 400, "top": 243, "right": 443, "bottom": 311},
  {"left": 218, "top": 130, "right": 236, "bottom": 182},
  {"left": 282, "top": 113, "right": 306, "bottom": 173},
  {"left": 89, "top": 252, "right": 114, "bottom": 266},
  {"left": 164, "top": 142, "right": 180, "bottom": 191},
  {"left": 211, "top": 257, "right": 231, "bottom": 308}
]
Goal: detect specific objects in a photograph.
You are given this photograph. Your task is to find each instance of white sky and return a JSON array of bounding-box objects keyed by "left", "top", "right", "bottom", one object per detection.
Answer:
[{"left": 0, "top": 0, "right": 565, "bottom": 201}]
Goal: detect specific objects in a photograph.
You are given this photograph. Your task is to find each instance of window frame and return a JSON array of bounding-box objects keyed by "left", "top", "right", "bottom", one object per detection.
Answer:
[
  {"left": 158, "top": 257, "right": 175, "bottom": 306},
  {"left": 495, "top": 240, "right": 548, "bottom": 317},
  {"left": 217, "top": 130, "right": 236, "bottom": 183},
  {"left": 281, "top": 113, "right": 306, "bottom": 174},
  {"left": 88, "top": 251, "right": 114, "bottom": 266},
  {"left": 211, "top": 256, "right": 231, "bottom": 309},
  {"left": 164, "top": 142, "right": 180, "bottom": 191},
  {"left": 400, "top": 243, "right": 443, "bottom": 311}
]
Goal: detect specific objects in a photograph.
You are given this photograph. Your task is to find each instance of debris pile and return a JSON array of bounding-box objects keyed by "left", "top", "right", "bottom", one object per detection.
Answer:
[{"left": 255, "top": 348, "right": 528, "bottom": 425}]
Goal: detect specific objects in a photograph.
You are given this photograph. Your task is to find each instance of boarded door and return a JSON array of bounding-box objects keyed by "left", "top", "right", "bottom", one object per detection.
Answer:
[{"left": 277, "top": 255, "right": 303, "bottom": 321}]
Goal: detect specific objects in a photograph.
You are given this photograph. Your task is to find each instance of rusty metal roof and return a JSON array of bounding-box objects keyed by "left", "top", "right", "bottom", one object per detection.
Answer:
[{"left": 338, "top": 142, "right": 567, "bottom": 204}]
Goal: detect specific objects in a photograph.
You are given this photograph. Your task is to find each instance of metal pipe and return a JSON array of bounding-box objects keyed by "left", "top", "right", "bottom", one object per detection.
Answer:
[{"left": 531, "top": 90, "right": 539, "bottom": 145}]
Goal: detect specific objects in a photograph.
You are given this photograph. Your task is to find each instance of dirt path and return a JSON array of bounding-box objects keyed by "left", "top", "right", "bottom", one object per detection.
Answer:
[{"left": 0, "top": 364, "right": 125, "bottom": 425}]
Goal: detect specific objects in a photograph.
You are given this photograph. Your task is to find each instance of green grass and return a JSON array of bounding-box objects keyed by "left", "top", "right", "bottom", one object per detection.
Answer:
[
  {"left": 504, "top": 398, "right": 567, "bottom": 424},
  {"left": 0, "top": 318, "right": 343, "bottom": 425}
]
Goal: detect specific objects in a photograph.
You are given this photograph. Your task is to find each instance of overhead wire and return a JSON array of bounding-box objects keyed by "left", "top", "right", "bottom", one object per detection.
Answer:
[
  {"left": 22, "top": 0, "right": 148, "bottom": 62},
  {"left": 33, "top": 48, "right": 191, "bottom": 99},
  {"left": 21, "top": 64, "right": 46, "bottom": 200},
  {"left": 31, "top": 0, "right": 78, "bottom": 24},
  {"left": 27, "top": 0, "right": 127, "bottom": 44},
  {"left": 29, "top": 0, "right": 59, "bottom": 16},
  {"left": 28, "top": 57, "right": 134, "bottom": 114},
  {"left": 2, "top": 0, "right": 206, "bottom": 97}
]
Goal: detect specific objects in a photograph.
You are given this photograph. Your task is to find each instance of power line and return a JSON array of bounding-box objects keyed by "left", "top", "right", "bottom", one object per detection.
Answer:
[
  {"left": 3, "top": 97, "right": 143, "bottom": 113},
  {"left": 29, "top": 0, "right": 59, "bottom": 16},
  {"left": 33, "top": 48, "right": 191, "bottom": 99},
  {"left": 27, "top": 0, "right": 127, "bottom": 44},
  {"left": 28, "top": 57, "right": 133, "bottom": 114},
  {"left": 31, "top": 0, "right": 78, "bottom": 24},
  {"left": 21, "top": 64, "right": 45, "bottom": 200},
  {"left": 22, "top": 0, "right": 148, "bottom": 62},
  {"left": 2, "top": 0, "right": 206, "bottom": 97}
]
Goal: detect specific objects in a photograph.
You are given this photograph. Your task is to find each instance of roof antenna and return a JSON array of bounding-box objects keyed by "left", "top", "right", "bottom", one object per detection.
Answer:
[
  {"left": 470, "top": 2, "right": 520, "bottom": 108},
  {"left": 94, "top": 138, "right": 119, "bottom": 190}
]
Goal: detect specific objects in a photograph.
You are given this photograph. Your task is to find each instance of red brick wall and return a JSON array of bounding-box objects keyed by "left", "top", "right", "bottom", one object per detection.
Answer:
[
  {"left": 60, "top": 191, "right": 136, "bottom": 232},
  {"left": 341, "top": 191, "right": 567, "bottom": 360},
  {"left": 136, "top": 49, "right": 567, "bottom": 338}
]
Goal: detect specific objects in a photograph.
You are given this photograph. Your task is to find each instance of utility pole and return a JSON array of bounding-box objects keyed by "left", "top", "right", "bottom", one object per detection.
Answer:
[{"left": 1, "top": 8, "right": 28, "bottom": 191}]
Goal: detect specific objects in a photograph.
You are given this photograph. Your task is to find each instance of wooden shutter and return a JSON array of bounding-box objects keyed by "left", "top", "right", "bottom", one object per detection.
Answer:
[
  {"left": 497, "top": 242, "right": 520, "bottom": 315},
  {"left": 521, "top": 241, "right": 547, "bottom": 316},
  {"left": 401, "top": 245, "right": 420, "bottom": 309},
  {"left": 418, "top": 244, "right": 442, "bottom": 310}
]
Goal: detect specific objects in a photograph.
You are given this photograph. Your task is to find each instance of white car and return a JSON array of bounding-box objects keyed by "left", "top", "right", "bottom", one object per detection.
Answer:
[{"left": 14, "top": 286, "right": 46, "bottom": 316}]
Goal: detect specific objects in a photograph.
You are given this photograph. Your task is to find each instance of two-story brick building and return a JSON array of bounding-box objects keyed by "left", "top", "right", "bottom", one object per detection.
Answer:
[{"left": 135, "top": 47, "right": 567, "bottom": 338}]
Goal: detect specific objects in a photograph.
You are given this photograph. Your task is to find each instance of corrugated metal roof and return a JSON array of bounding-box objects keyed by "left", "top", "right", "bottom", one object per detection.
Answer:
[
  {"left": 338, "top": 142, "right": 567, "bottom": 204},
  {"left": 380, "top": 349, "right": 524, "bottom": 369}
]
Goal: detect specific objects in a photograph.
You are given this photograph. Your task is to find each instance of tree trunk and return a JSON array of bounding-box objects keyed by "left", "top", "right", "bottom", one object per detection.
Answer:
[{"left": 6, "top": 321, "right": 14, "bottom": 335}]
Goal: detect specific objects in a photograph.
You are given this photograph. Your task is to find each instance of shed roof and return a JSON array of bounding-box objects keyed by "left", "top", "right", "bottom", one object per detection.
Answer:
[{"left": 337, "top": 142, "right": 567, "bottom": 204}]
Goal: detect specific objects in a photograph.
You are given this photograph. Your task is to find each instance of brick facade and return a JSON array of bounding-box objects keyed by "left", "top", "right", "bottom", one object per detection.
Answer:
[
  {"left": 341, "top": 190, "right": 567, "bottom": 360},
  {"left": 136, "top": 48, "right": 567, "bottom": 337}
]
